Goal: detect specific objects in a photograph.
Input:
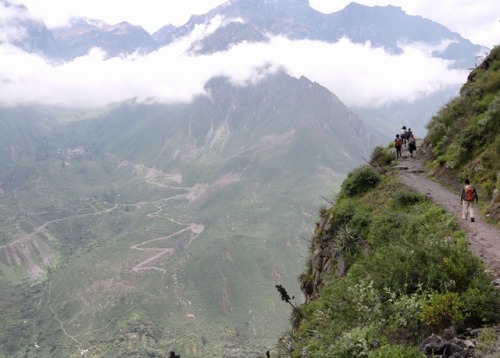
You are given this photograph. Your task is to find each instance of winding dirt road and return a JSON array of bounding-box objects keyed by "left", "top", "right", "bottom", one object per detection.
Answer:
[{"left": 397, "top": 141, "right": 500, "bottom": 279}]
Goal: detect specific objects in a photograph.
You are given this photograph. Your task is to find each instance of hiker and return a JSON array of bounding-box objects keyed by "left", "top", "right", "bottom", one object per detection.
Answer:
[
  {"left": 394, "top": 134, "right": 402, "bottom": 158},
  {"left": 406, "top": 128, "right": 413, "bottom": 141},
  {"left": 400, "top": 126, "right": 407, "bottom": 147},
  {"left": 460, "top": 179, "right": 478, "bottom": 222},
  {"left": 408, "top": 134, "right": 417, "bottom": 157}
]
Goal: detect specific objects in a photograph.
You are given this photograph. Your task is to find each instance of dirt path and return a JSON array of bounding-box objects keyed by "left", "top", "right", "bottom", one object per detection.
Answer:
[{"left": 397, "top": 141, "right": 500, "bottom": 279}]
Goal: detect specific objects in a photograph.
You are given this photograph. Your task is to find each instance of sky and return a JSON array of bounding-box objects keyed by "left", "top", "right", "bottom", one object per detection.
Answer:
[{"left": 1, "top": 0, "right": 498, "bottom": 109}]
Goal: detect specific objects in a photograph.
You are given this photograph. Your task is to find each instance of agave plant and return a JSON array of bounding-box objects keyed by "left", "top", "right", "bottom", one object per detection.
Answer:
[{"left": 331, "top": 225, "right": 363, "bottom": 260}]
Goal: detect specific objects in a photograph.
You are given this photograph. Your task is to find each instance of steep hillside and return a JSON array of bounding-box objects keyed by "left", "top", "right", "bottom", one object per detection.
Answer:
[
  {"left": 276, "top": 46, "right": 500, "bottom": 357},
  {"left": 424, "top": 45, "right": 500, "bottom": 224},
  {"left": 276, "top": 157, "right": 500, "bottom": 357}
]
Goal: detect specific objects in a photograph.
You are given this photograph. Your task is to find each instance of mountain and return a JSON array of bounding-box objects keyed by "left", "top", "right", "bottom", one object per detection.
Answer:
[
  {"left": 51, "top": 18, "right": 158, "bottom": 60},
  {"left": 0, "top": 0, "right": 57, "bottom": 57},
  {"left": 2, "top": 0, "right": 489, "bottom": 136},
  {"left": 2, "top": 0, "right": 487, "bottom": 140},
  {"left": 2, "top": 0, "right": 486, "bottom": 68},
  {"left": 0, "top": 72, "right": 377, "bottom": 357},
  {"left": 151, "top": 0, "right": 487, "bottom": 137},
  {"left": 153, "top": 0, "right": 485, "bottom": 67}
]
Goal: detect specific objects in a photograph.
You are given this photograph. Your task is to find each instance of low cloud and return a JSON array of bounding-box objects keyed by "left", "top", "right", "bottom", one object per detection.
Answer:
[
  {"left": 0, "top": 2, "right": 34, "bottom": 43},
  {"left": 0, "top": 18, "right": 469, "bottom": 109}
]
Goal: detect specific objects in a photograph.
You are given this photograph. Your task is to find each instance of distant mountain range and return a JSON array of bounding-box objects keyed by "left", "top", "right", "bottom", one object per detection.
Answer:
[{"left": 2, "top": 0, "right": 487, "bottom": 67}]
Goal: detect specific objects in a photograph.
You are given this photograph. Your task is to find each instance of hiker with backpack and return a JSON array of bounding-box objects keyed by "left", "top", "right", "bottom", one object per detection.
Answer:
[
  {"left": 460, "top": 179, "right": 478, "bottom": 222},
  {"left": 408, "top": 134, "right": 417, "bottom": 157},
  {"left": 406, "top": 128, "right": 413, "bottom": 142},
  {"left": 400, "top": 126, "right": 407, "bottom": 147},
  {"left": 394, "top": 134, "right": 402, "bottom": 158}
]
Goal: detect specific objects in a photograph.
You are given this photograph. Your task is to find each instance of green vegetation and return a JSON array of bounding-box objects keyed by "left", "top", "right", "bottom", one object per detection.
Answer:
[
  {"left": 277, "top": 161, "right": 500, "bottom": 357},
  {"left": 276, "top": 46, "right": 500, "bottom": 357},
  {"left": 426, "top": 45, "right": 500, "bottom": 223}
]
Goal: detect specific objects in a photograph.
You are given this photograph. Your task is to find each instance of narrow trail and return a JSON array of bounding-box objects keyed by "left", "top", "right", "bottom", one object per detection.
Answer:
[
  {"left": 130, "top": 223, "right": 205, "bottom": 272},
  {"left": 397, "top": 140, "right": 500, "bottom": 279},
  {"left": 0, "top": 203, "right": 118, "bottom": 250}
]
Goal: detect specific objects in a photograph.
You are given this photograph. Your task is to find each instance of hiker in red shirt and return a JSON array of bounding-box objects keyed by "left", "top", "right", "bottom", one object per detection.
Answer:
[
  {"left": 394, "top": 134, "right": 402, "bottom": 158},
  {"left": 460, "top": 179, "right": 478, "bottom": 222}
]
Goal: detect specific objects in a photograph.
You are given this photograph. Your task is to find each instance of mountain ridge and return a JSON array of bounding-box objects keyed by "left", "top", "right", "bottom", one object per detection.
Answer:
[{"left": 2, "top": 0, "right": 487, "bottom": 65}]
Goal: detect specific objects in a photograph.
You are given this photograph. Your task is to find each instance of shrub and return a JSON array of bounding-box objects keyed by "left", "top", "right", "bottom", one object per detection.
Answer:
[
  {"left": 383, "top": 288, "right": 424, "bottom": 342},
  {"left": 394, "top": 190, "right": 425, "bottom": 207},
  {"left": 364, "top": 213, "right": 406, "bottom": 245},
  {"left": 460, "top": 279, "right": 500, "bottom": 326},
  {"left": 370, "top": 146, "right": 393, "bottom": 167},
  {"left": 444, "top": 143, "right": 466, "bottom": 169},
  {"left": 419, "top": 292, "right": 465, "bottom": 329},
  {"left": 339, "top": 166, "right": 380, "bottom": 198},
  {"left": 328, "top": 326, "right": 378, "bottom": 358},
  {"left": 331, "top": 200, "right": 357, "bottom": 226}
]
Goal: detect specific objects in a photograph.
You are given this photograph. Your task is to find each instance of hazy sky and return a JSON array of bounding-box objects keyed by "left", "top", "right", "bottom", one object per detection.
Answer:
[{"left": 1, "top": 0, "right": 498, "bottom": 108}]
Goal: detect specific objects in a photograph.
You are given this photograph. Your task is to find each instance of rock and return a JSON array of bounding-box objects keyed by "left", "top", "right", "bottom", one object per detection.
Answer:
[{"left": 421, "top": 333, "right": 478, "bottom": 358}]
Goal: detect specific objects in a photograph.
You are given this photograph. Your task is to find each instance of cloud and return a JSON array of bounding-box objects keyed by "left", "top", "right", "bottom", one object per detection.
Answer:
[
  {"left": 0, "top": 16, "right": 469, "bottom": 109},
  {"left": 0, "top": 2, "right": 34, "bottom": 43}
]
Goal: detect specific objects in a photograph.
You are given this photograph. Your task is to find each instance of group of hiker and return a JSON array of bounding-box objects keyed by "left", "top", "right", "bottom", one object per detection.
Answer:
[
  {"left": 393, "top": 126, "right": 479, "bottom": 223},
  {"left": 394, "top": 126, "right": 417, "bottom": 158}
]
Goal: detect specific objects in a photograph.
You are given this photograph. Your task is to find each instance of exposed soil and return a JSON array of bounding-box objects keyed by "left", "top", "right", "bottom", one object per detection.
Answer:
[{"left": 397, "top": 141, "right": 500, "bottom": 280}]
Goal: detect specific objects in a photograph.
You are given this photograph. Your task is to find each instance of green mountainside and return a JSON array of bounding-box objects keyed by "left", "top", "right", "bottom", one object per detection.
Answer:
[
  {"left": 277, "top": 45, "right": 500, "bottom": 357},
  {"left": 0, "top": 72, "right": 378, "bottom": 357},
  {"left": 425, "top": 45, "right": 500, "bottom": 223}
]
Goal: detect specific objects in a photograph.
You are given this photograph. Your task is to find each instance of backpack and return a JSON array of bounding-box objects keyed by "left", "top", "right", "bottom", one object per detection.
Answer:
[
  {"left": 464, "top": 185, "right": 475, "bottom": 201},
  {"left": 395, "top": 138, "right": 402, "bottom": 148}
]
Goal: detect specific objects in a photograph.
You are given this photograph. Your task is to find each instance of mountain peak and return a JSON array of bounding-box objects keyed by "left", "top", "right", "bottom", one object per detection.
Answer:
[{"left": 69, "top": 17, "right": 109, "bottom": 29}]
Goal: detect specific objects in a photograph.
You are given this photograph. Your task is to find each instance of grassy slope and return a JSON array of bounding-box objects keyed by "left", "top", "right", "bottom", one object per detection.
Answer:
[
  {"left": 279, "top": 164, "right": 500, "bottom": 357},
  {"left": 279, "top": 45, "right": 500, "bottom": 357},
  {"left": 424, "top": 45, "right": 500, "bottom": 224}
]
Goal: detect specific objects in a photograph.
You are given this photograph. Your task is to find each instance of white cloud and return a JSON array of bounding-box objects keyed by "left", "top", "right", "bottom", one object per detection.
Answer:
[
  {"left": 0, "top": 21, "right": 469, "bottom": 109},
  {"left": 0, "top": 2, "right": 33, "bottom": 42}
]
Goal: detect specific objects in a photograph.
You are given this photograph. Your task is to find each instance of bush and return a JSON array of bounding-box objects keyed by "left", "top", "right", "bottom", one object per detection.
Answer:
[
  {"left": 370, "top": 146, "right": 393, "bottom": 167},
  {"left": 328, "top": 326, "right": 378, "bottom": 358},
  {"left": 444, "top": 143, "right": 466, "bottom": 169},
  {"left": 394, "top": 190, "right": 425, "bottom": 207},
  {"left": 340, "top": 166, "right": 380, "bottom": 198},
  {"left": 383, "top": 288, "right": 424, "bottom": 342},
  {"left": 419, "top": 291, "right": 464, "bottom": 329},
  {"left": 461, "top": 280, "right": 500, "bottom": 326}
]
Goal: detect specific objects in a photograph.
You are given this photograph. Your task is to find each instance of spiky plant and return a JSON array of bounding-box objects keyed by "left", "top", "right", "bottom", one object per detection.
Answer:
[{"left": 331, "top": 225, "right": 363, "bottom": 260}]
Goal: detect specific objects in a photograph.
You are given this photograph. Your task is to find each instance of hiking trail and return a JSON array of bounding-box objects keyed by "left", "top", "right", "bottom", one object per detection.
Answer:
[{"left": 397, "top": 140, "right": 500, "bottom": 280}]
